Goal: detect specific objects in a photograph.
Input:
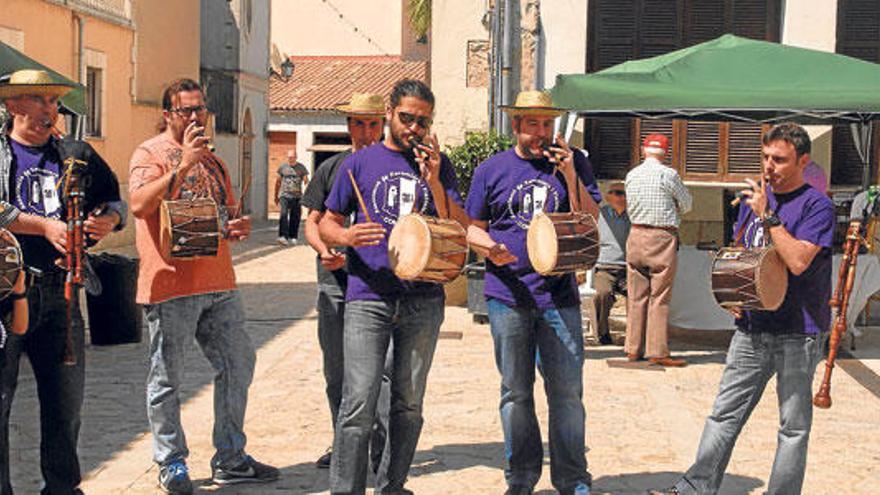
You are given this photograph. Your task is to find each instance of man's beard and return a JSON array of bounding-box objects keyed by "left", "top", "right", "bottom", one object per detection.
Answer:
[{"left": 391, "top": 129, "right": 417, "bottom": 156}]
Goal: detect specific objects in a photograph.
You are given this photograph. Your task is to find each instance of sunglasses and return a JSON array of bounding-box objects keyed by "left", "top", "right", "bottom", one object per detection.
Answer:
[
  {"left": 170, "top": 105, "right": 208, "bottom": 117},
  {"left": 397, "top": 111, "right": 432, "bottom": 129},
  {"left": 608, "top": 190, "right": 626, "bottom": 196}
]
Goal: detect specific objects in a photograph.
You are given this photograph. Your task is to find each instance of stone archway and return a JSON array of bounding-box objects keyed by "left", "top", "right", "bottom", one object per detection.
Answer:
[{"left": 240, "top": 107, "right": 254, "bottom": 215}]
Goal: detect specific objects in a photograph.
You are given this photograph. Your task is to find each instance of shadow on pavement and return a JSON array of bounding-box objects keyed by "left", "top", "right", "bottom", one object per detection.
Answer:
[
  {"left": 8, "top": 279, "right": 315, "bottom": 493},
  {"left": 590, "top": 470, "right": 763, "bottom": 494}
]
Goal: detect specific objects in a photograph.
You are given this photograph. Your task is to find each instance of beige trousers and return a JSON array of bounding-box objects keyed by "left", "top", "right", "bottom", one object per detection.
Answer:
[{"left": 624, "top": 226, "right": 678, "bottom": 359}]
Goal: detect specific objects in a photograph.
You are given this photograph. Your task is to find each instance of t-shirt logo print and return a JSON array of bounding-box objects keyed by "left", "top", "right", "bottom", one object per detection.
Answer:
[
  {"left": 506, "top": 179, "right": 559, "bottom": 229},
  {"left": 16, "top": 168, "right": 62, "bottom": 218},
  {"left": 744, "top": 217, "right": 765, "bottom": 248},
  {"left": 370, "top": 171, "right": 430, "bottom": 224}
]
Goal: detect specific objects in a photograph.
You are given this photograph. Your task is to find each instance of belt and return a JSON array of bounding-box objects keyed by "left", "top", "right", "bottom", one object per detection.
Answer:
[{"left": 632, "top": 224, "right": 678, "bottom": 232}]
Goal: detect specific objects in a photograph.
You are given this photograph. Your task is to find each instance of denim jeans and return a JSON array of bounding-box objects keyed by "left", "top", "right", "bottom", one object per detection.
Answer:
[
  {"left": 486, "top": 298, "right": 591, "bottom": 495},
  {"left": 144, "top": 290, "right": 255, "bottom": 469},
  {"left": 317, "top": 284, "right": 391, "bottom": 470},
  {"left": 0, "top": 270, "right": 85, "bottom": 495},
  {"left": 676, "top": 330, "right": 825, "bottom": 495},
  {"left": 330, "top": 294, "right": 444, "bottom": 494},
  {"left": 278, "top": 196, "right": 302, "bottom": 240}
]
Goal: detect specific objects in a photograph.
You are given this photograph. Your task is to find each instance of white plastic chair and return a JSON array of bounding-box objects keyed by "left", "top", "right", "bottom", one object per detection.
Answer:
[{"left": 578, "top": 269, "right": 598, "bottom": 341}]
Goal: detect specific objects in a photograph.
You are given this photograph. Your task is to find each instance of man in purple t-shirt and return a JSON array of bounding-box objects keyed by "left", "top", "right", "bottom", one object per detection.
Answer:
[
  {"left": 319, "top": 79, "right": 468, "bottom": 494},
  {"left": 465, "top": 90, "right": 600, "bottom": 495},
  {"left": 669, "top": 124, "right": 833, "bottom": 495}
]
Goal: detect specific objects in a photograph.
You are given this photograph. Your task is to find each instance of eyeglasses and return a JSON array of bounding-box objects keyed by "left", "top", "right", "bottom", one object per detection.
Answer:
[
  {"left": 170, "top": 105, "right": 208, "bottom": 117},
  {"left": 396, "top": 111, "right": 432, "bottom": 129},
  {"left": 608, "top": 190, "right": 626, "bottom": 197}
]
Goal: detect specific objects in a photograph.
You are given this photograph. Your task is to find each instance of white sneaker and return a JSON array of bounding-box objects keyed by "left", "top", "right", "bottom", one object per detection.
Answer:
[
  {"left": 277, "top": 237, "right": 289, "bottom": 246},
  {"left": 290, "top": 238, "right": 299, "bottom": 246}
]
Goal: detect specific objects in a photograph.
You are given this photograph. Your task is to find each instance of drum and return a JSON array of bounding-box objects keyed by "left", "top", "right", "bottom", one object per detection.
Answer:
[
  {"left": 159, "top": 198, "right": 221, "bottom": 259},
  {"left": 527, "top": 212, "right": 599, "bottom": 276},
  {"left": 711, "top": 246, "right": 787, "bottom": 310},
  {"left": 0, "top": 229, "right": 22, "bottom": 300},
  {"left": 388, "top": 214, "right": 468, "bottom": 283}
]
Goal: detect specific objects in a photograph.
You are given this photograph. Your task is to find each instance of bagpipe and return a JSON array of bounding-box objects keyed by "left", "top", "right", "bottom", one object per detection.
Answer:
[{"left": 814, "top": 185, "right": 880, "bottom": 408}]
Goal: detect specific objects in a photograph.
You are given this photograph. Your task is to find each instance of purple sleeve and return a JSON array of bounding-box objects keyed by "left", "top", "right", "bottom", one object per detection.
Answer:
[
  {"left": 792, "top": 196, "right": 835, "bottom": 248},
  {"left": 324, "top": 158, "right": 355, "bottom": 216},
  {"left": 574, "top": 149, "right": 602, "bottom": 203},
  {"left": 465, "top": 161, "right": 490, "bottom": 221},
  {"left": 439, "top": 155, "right": 464, "bottom": 208}
]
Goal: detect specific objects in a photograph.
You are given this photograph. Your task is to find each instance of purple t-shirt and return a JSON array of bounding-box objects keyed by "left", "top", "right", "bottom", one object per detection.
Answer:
[
  {"left": 324, "top": 142, "right": 464, "bottom": 302},
  {"left": 733, "top": 184, "right": 834, "bottom": 335},
  {"left": 465, "top": 148, "right": 601, "bottom": 309}
]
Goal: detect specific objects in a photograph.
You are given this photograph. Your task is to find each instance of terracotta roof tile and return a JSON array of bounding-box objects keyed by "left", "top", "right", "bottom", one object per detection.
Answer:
[{"left": 270, "top": 56, "right": 429, "bottom": 112}]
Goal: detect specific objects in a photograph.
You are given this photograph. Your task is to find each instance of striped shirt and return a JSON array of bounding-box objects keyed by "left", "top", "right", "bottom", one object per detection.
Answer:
[{"left": 624, "top": 157, "right": 692, "bottom": 228}]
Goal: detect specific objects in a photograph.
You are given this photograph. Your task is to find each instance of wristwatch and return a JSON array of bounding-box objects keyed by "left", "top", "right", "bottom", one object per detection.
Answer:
[{"left": 763, "top": 210, "right": 782, "bottom": 228}]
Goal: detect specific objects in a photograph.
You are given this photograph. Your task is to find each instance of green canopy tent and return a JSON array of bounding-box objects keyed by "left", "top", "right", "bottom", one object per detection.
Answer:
[
  {"left": 0, "top": 40, "right": 87, "bottom": 116},
  {"left": 551, "top": 34, "right": 880, "bottom": 185}
]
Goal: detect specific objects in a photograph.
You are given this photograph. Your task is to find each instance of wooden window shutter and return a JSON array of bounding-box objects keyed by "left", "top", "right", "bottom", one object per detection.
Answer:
[
  {"left": 683, "top": 122, "right": 721, "bottom": 178},
  {"left": 832, "top": 0, "right": 880, "bottom": 186},
  {"left": 726, "top": 122, "right": 764, "bottom": 177}
]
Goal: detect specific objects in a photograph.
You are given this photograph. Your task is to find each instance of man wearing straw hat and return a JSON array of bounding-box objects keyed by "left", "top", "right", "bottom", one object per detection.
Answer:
[
  {"left": 129, "top": 78, "right": 277, "bottom": 494},
  {"left": 465, "top": 90, "right": 600, "bottom": 495},
  {"left": 320, "top": 79, "right": 469, "bottom": 494},
  {"left": 0, "top": 69, "right": 126, "bottom": 494},
  {"left": 302, "top": 92, "right": 390, "bottom": 472}
]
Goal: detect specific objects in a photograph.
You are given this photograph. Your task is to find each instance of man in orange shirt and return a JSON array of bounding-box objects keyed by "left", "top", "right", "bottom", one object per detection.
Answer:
[{"left": 129, "top": 78, "right": 277, "bottom": 495}]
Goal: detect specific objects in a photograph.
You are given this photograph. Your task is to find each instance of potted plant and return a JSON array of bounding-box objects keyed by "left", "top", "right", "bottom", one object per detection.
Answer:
[{"left": 446, "top": 130, "right": 514, "bottom": 323}]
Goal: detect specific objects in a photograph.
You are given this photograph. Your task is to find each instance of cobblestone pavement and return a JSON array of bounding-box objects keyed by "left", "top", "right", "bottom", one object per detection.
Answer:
[{"left": 7, "top": 221, "right": 880, "bottom": 494}]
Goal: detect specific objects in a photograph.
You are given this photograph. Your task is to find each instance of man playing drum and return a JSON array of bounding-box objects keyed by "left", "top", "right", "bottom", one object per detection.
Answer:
[
  {"left": 301, "top": 93, "right": 390, "bottom": 471},
  {"left": 0, "top": 69, "right": 126, "bottom": 494},
  {"left": 129, "top": 78, "right": 278, "bottom": 494},
  {"left": 662, "top": 123, "right": 834, "bottom": 495},
  {"left": 319, "top": 79, "right": 468, "bottom": 494},
  {"left": 465, "top": 90, "right": 600, "bottom": 495}
]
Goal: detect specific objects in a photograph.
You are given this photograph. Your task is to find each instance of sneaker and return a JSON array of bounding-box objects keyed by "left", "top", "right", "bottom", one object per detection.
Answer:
[
  {"left": 158, "top": 460, "right": 193, "bottom": 495},
  {"left": 212, "top": 455, "right": 280, "bottom": 485},
  {"left": 315, "top": 448, "right": 331, "bottom": 469},
  {"left": 277, "top": 237, "right": 289, "bottom": 246},
  {"left": 289, "top": 238, "right": 299, "bottom": 246}
]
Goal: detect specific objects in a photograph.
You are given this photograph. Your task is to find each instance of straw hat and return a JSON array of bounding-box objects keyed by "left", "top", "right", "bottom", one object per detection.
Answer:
[
  {"left": 336, "top": 93, "right": 386, "bottom": 116},
  {"left": 500, "top": 90, "right": 566, "bottom": 117},
  {"left": 0, "top": 69, "right": 75, "bottom": 100}
]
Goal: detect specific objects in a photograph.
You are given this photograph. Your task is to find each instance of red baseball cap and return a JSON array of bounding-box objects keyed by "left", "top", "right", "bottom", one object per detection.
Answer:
[{"left": 642, "top": 133, "right": 669, "bottom": 154}]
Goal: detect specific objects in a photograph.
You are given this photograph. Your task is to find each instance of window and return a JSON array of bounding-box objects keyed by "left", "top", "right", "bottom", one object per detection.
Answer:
[
  {"left": 832, "top": 0, "right": 880, "bottom": 186},
  {"left": 585, "top": 0, "right": 781, "bottom": 180},
  {"left": 201, "top": 70, "right": 237, "bottom": 133},
  {"left": 85, "top": 66, "right": 102, "bottom": 137}
]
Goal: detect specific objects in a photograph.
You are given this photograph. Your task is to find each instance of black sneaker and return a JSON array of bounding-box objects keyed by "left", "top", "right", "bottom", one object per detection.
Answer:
[
  {"left": 212, "top": 455, "right": 280, "bottom": 485},
  {"left": 158, "top": 460, "right": 193, "bottom": 495},
  {"left": 315, "top": 448, "right": 332, "bottom": 469}
]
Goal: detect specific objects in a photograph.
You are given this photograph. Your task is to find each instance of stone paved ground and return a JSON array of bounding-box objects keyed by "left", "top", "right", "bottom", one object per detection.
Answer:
[{"left": 8, "top": 221, "right": 880, "bottom": 494}]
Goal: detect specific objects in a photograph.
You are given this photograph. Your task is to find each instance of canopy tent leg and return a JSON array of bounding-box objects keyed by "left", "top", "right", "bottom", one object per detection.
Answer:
[{"left": 851, "top": 121, "right": 875, "bottom": 188}]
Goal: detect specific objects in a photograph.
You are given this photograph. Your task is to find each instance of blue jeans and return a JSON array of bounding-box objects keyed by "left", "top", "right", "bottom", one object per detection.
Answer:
[
  {"left": 144, "top": 290, "right": 255, "bottom": 469},
  {"left": 330, "top": 294, "right": 444, "bottom": 494},
  {"left": 0, "top": 270, "right": 85, "bottom": 495},
  {"left": 317, "top": 284, "right": 391, "bottom": 470},
  {"left": 487, "top": 299, "right": 591, "bottom": 495},
  {"left": 676, "top": 330, "right": 824, "bottom": 495}
]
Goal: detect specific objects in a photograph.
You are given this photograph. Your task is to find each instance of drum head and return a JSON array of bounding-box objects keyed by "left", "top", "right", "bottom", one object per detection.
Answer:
[
  {"left": 756, "top": 247, "right": 788, "bottom": 310},
  {"left": 388, "top": 214, "right": 431, "bottom": 280},
  {"left": 526, "top": 213, "right": 558, "bottom": 275}
]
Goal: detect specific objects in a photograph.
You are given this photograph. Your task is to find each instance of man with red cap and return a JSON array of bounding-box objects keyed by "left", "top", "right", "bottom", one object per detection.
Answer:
[{"left": 623, "top": 133, "right": 692, "bottom": 366}]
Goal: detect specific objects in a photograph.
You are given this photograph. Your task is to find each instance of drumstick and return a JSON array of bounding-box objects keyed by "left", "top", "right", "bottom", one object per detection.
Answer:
[{"left": 347, "top": 169, "right": 373, "bottom": 223}]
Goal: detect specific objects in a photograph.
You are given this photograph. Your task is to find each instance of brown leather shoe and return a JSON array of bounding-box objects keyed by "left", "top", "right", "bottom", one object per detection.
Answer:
[
  {"left": 649, "top": 356, "right": 687, "bottom": 367},
  {"left": 627, "top": 353, "right": 643, "bottom": 362}
]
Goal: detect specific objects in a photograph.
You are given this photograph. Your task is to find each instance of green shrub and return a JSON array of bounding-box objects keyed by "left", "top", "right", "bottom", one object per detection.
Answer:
[{"left": 445, "top": 130, "right": 514, "bottom": 199}]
